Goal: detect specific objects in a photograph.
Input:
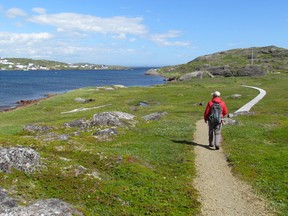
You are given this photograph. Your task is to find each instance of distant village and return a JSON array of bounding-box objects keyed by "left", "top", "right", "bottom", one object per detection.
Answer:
[{"left": 0, "top": 57, "right": 123, "bottom": 71}]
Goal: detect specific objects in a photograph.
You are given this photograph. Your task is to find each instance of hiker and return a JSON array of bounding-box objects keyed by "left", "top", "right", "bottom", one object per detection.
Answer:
[{"left": 204, "top": 91, "right": 228, "bottom": 150}]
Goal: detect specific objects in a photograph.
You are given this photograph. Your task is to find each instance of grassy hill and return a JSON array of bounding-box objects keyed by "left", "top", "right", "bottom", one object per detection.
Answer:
[{"left": 158, "top": 46, "right": 288, "bottom": 78}]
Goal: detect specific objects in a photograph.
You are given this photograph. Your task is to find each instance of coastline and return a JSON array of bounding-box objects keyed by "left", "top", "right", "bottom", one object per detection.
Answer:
[{"left": 0, "top": 94, "right": 57, "bottom": 113}]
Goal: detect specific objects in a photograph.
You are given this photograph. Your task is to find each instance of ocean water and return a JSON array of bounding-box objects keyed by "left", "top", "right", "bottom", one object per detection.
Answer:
[{"left": 0, "top": 68, "right": 164, "bottom": 110}]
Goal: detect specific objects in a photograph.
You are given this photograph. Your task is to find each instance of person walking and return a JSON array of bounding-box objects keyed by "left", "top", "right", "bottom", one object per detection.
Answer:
[{"left": 204, "top": 91, "right": 228, "bottom": 150}]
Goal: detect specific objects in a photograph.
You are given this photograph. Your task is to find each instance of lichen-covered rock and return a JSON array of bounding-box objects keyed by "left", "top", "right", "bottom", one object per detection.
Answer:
[
  {"left": 93, "top": 128, "right": 118, "bottom": 136},
  {"left": 143, "top": 112, "right": 168, "bottom": 121},
  {"left": 23, "top": 124, "right": 52, "bottom": 133},
  {"left": 0, "top": 188, "right": 18, "bottom": 212},
  {"left": 0, "top": 194, "right": 84, "bottom": 216},
  {"left": 0, "top": 147, "right": 41, "bottom": 173},
  {"left": 90, "top": 111, "right": 135, "bottom": 126},
  {"left": 62, "top": 118, "right": 89, "bottom": 130}
]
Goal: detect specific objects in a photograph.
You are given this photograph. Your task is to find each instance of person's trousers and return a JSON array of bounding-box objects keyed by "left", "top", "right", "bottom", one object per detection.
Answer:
[{"left": 208, "top": 123, "right": 222, "bottom": 148}]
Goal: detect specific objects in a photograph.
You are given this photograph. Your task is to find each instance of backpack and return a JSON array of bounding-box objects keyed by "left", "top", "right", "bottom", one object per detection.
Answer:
[{"left": 209, "top": 102, "right": 222, "bottom": 126}]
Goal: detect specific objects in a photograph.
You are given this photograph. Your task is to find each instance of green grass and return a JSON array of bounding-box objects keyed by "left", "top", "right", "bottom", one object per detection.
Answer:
[
  {"left": 0, "top": 74, "right": 287, "bottom": 215},
  {"left": 222, "top": 74, "right": 288, "bottom": 215}
]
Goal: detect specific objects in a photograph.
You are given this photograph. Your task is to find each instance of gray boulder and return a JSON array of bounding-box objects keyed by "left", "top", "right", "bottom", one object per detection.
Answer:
[
  {"left": 0, "top": 193, "right": 83, "bottom": 216},
  {"left": 90, "top": 111, "right": 135, "bottom": 127},
  {"left": 207, "top": 66, "right": 233, "bottom": 77},
  {"left": 0, "top": 188, "right": 18, "bottom": 211},
  {"left": 93, "top": 128, "right": 118, "bottom": 136},
  {"left": 23, "top": 124, "right": 52, "bottom": 133},
  {"left": 0, "top": 147, "right": 41, "bottom": 173},
  {"left": 179, "top": 71, "right": 204, "bottom": 81},
  {"left": 235, "top": 65, "right": 267, "bottom": 76},
  {"left": 74, "top": 98, "right": 95, "bottom": 103},
  {"left": 143, "top": 112, "right": 168, "bottom": 121},
  {"left": 231, "top": 94, "right": 242, "bottom": 99},
  {"left": 63, "top": 118, "right": 88, "bottom": 129}
]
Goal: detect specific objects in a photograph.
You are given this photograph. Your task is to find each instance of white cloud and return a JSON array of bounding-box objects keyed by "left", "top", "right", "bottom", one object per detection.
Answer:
[
  {"left": 1, "top": 8, "right": 190, "bottom": 64},
  {"left": 32, "top": 7, "right": 46, "bottom": 14},
  {"left": 149, "top": 30, "right": 190, "bottom": 47},
  {"left": 27, "top": 13, "right": 148, "bottom": 37},
  {"left": 6, "top": 8, "right": 27, "bottom": 18},
  {"left": 0, "top": 32, "right": 54, "bottom": 44}
]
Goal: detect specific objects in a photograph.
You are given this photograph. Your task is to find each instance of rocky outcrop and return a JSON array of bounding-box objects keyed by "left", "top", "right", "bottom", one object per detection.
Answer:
[
  {"left": 0, "top": 147, "right": 41, "bottom": 173},
  {"left": 0, "top": 188, "right": 84, "bottom": 216},
  {"left": 90, "top": 111, "right": 135, "bottom": 127},
  {"left": 159, "top": 46, "right": 287, "bottom": 78},
  {"left": 145, "top": 68, "right": 160, "bottom": 76}
]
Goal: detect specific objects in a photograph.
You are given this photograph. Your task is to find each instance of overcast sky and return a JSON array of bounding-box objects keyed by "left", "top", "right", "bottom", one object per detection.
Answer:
[{"left": 0, "top": 0, "right": 287, "bottom": 66}]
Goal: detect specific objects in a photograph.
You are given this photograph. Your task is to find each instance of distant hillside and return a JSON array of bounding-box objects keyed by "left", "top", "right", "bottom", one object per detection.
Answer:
[
  {"left": 158, "top": 46, "right": 288, "bottom": 78},
  {"left": 1, "top": 58, "right": 128, "bottom": 70}
]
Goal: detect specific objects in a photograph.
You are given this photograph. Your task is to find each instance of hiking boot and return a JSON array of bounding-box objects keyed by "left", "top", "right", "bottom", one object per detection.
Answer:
[{"left": 215, "top": 146, "right": 219, "bottom": 150}]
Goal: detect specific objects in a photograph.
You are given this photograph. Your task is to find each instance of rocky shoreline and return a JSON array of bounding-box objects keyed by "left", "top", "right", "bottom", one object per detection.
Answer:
[{"left": 0, "top": 94, "right": 56, "bottom": 112}]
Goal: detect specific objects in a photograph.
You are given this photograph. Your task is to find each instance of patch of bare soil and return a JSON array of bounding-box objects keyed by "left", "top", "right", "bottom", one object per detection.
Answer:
[{"left": 193, "top": 120, "right": 272, "bottom": 216}]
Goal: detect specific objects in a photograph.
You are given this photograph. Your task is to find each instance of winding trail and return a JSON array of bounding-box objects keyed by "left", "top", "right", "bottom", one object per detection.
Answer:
[
  {"left": 193, "top": 86, "right": 272, "bottom": 216},
  {"left": 234, "top": 85, "right": 266, "bottom": 113}
]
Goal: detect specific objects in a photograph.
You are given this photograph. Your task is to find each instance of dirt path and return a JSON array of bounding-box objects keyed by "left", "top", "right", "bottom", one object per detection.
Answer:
[{"left": 193, "top": 120, "right": 271, "bottom": 216}]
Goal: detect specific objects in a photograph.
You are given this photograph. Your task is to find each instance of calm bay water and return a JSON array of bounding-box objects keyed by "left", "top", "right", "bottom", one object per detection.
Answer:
[{"left": 0, "top": 68, "right": 164, "bottom": 110}]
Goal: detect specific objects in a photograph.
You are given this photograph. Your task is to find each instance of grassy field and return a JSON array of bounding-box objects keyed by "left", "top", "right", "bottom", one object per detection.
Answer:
[
  {"left": 222, "top": 74, "right": 288, "bottom": 215},
  {"left": 0, "top": 73, "right": 287, "bottom": 215}
]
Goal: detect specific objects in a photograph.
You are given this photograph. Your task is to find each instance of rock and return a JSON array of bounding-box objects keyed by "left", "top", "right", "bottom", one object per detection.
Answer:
[
  {"left": 231, "top": 94, "right": 242, "bottom": 99},
  {"left": 164, "top": 77, "right": 177, "bottom": 82},
  {"left": 179, "top": 71, "right": 204, "bottom": 81},
  {"left": 73, "top": 165, "right": 87, "bottom": 177},
  {"left": 143, "top": 112, "right": 168, "bottom": 121},
  {"left": 235, "top": 65, "right": 267, "bottom": 76},
  {"left": 1, "top": 195, "right": 84, "bottom": 216},
  {"left": 57, "top": 134, "right": 70, "bottom": 141},
  {"left": 207, "top": 66, "right": 233, "bottom": 77},
  {"left": 96, "top": 87, "right": 114, "bottom": 91},
  {"left": 93, "top": 128, "right": 118, "bottom": 136},
  {"left": 74, "top": 98, "right": 86, "bottom": 103},
  {"left": 90, "top": 111, "right": 135, "bottom": 127},
  {"left": 74, "top": 98, "right": 95, "bottom": 103},
  {"left": 112, "top": 85, "right": 127, "bottom": 89},
  {"left": 0, "top": 188, "right": 18, "bottom": 211},
  {"left": 222, "top": 117, "right": 238, "bottom": 125},
  {"left": 16, "top": 99, "right": 40, "bottom": 106},
  {"left": 145, "top": 69, "right": 160, "bottom": 76},
  {"left": 23, "top": 124, "right": 52, "bottom": 133},
  {"left": 0, "top": 147, "right": 41, "bottom": 173},
  {"left": 63, "top": 118, "right": 88, "bottom": 129},
  {"left": 196, "top": 102, "right": 205, "bottom": 106}
]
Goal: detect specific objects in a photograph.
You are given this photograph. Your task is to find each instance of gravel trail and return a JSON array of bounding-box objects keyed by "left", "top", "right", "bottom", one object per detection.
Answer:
[
  {"left": 193, "top": 120, "right": 271, "bottom": 216},
  {"left": 193, "top": 86, "right": 271, "bottom": 215}
]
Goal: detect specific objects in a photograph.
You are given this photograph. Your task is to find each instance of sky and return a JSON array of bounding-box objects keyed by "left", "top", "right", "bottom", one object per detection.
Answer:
[{"left": 0, "top": 0, "right": 287, "bottom": 67}]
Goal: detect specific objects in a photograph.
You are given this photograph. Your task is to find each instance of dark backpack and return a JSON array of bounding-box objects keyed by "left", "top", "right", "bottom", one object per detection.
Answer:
[{"left": 209, "top": 102, "right": 222, "bottom": 126}]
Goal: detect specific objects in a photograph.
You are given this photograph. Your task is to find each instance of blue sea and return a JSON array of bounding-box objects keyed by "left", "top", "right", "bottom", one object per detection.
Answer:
[{"left": 0, "top": 68, "right": 164, "bottom": 110}]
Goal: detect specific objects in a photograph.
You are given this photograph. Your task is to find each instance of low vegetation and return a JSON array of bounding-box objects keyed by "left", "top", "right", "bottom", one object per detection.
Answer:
[{"left": 1, "top": 71, "right": 287, "bottom": 215}]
